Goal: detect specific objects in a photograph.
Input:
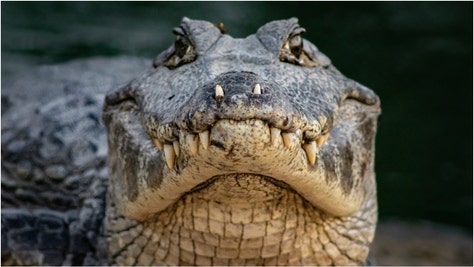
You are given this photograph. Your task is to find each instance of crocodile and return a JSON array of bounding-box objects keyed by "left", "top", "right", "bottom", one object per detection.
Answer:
[{"left": 1, "top": 17, "right": 381, "bottom": 265}]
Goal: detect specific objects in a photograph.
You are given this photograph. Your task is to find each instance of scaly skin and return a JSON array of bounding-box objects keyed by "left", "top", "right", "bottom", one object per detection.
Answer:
[
  {"left": 104, "top": 174, "right": 377, "bottom": 265},
  {"left": 102, "top": 17, "right": 381, "bottom": 265},
  {"left": 1, "top": 57, "right": 150, "bottom": 265}
]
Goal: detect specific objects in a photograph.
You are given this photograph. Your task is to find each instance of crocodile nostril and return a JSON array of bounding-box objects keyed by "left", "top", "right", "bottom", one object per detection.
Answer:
[{"left": 215, "top": 84, "right": 224, "bottom": 101}]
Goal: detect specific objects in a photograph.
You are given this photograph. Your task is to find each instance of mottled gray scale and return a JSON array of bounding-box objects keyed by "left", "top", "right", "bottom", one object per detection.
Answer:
[{"left": 2, "top": 57, "right": 148, "bottom": 265}]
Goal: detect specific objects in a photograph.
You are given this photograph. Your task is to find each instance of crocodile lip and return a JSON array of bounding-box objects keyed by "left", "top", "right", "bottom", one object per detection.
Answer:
[{"left": 151, "top": 118, "right": 330, "bottom": 170}]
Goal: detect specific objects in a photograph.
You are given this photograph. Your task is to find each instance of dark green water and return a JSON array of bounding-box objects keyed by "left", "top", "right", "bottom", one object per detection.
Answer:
[{"left": 2, "top": 2, "right": 472, "bottom": 230}]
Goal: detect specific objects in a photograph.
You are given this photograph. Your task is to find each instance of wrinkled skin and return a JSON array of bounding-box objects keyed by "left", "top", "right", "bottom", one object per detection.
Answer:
[
  {"left": 103, "top": 18, "right": 380, "bottom": 265},
  {"left": 1, "top": 18, "right": 381, "bottom": 265}
]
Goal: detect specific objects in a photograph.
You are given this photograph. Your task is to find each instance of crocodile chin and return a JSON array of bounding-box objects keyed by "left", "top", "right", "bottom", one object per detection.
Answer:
[{"left": 189, "top": 174, "right": 289, "bottom": 204}]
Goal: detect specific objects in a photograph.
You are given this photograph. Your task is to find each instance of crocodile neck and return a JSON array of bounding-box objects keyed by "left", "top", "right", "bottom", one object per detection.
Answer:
[{"left": 104, "top": 174, "right": 377, "bottom": 265}]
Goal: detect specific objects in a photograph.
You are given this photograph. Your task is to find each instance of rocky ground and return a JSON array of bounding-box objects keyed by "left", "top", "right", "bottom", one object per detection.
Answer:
[{"left": 372, "top": 219, "right": 472, "bottom": 265}]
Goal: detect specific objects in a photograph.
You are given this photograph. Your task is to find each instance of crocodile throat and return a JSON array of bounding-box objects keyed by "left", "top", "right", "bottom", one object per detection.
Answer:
[{"left": 104, "top": 174, "right": 377, "bottom": 265}]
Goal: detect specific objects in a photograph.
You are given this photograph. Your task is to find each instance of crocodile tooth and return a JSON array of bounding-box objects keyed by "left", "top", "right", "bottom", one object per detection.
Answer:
[
  {"left": 215, "top": 84, "right": 224, "bottom": 100},
  {"left": 253, "top": 84, "right": 261, "bottom": 94},
  {"left": 229, "top": 119, "right": 235, "bottom": 125},
  {"left": 173, "top": 141, "right": 180, "bottom": 157},
  {"left": 303, "top": 141, "right": 318, "bottom": 165},
  {"left": 186, "top": 134, "right": 199, "bottom": 155},
  {"left": 270, "top": 127, "right": 281, "bottom": 147},
  {"left": 163, "top": 144, "right": 175, "bottom": 169},
  {"left": 316, "top": 132, "right": 330, "bottom": 148},
  {"left": 245, "top": 119, "right": 250, "bottom": 125},
  {"left": 199, "top": 131, "right": 209, "bottom": 150},
  {"left": 282, "top": 132, "right": 293, "bottom": 149},
  {"left": 153, "top": 138, "right": 163, "bottom": 150}
]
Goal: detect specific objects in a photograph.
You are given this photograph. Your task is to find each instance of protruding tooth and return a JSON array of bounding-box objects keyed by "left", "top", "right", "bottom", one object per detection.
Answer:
[
  {"left": 270, "top": 127, "right": 281, "bottom": 147},
  {"left": 215, "top": 84, "right": 224, "bottom": 100},
  {"left": 316, "top": 132, "right": 330, "bottom": 148},
  {"left": 153, "top": 138, "right": 163, "bottom": 150},
  {"left": 303, "top": 141, "right": 317, "bottom": 165},
  {"left": 173, "top": 141, "right": 180, "bottom": 157},
  {"left": 245, "top": 119, "right": 250, "bottom": 125},
  {"left": 199, "top": 131, "right": 209, "bottom": 150},
  {"left": 229, "top": 119, "right": 235, "bottom": 125},
  {"left": 253, "top": 84, "right": 261, "bottom": 94},
  {"left": 282, "top": 132, "right": 293, "bottom": 149},
  {"left": 186, "top": 134, "right": 199, "bottom": 155},
  {"left": 163, "top": 144, "right": 175, "bottom": 169}
]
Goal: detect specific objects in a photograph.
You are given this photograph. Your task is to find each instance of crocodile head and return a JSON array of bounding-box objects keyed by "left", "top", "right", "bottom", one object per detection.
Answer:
[{"left": 103, "top": 17, "right": 381, "bottom": 265}]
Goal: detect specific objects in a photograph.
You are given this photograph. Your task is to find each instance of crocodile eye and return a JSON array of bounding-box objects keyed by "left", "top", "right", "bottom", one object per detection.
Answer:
[
  {"left": 164, "top": 27, "right": 197, "bottom": 69},
  {"left": 289, "top": 34, "right": 303, "bottom": 57},
  {"left": 174, "top": 35, "right": 192, "bottom": 58},
  {"left": 280, "top": 26, "right": 316, "bottom": 67}
]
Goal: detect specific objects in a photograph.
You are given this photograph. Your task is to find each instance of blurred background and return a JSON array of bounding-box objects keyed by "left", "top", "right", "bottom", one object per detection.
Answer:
[{"left": 2, "top": 2, "right": 472, "bottom": 265}]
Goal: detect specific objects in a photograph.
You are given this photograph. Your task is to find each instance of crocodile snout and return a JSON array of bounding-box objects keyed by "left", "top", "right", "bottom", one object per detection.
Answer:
[{"left": 175, "top": 71, "right": 299, "bottom": 133}]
